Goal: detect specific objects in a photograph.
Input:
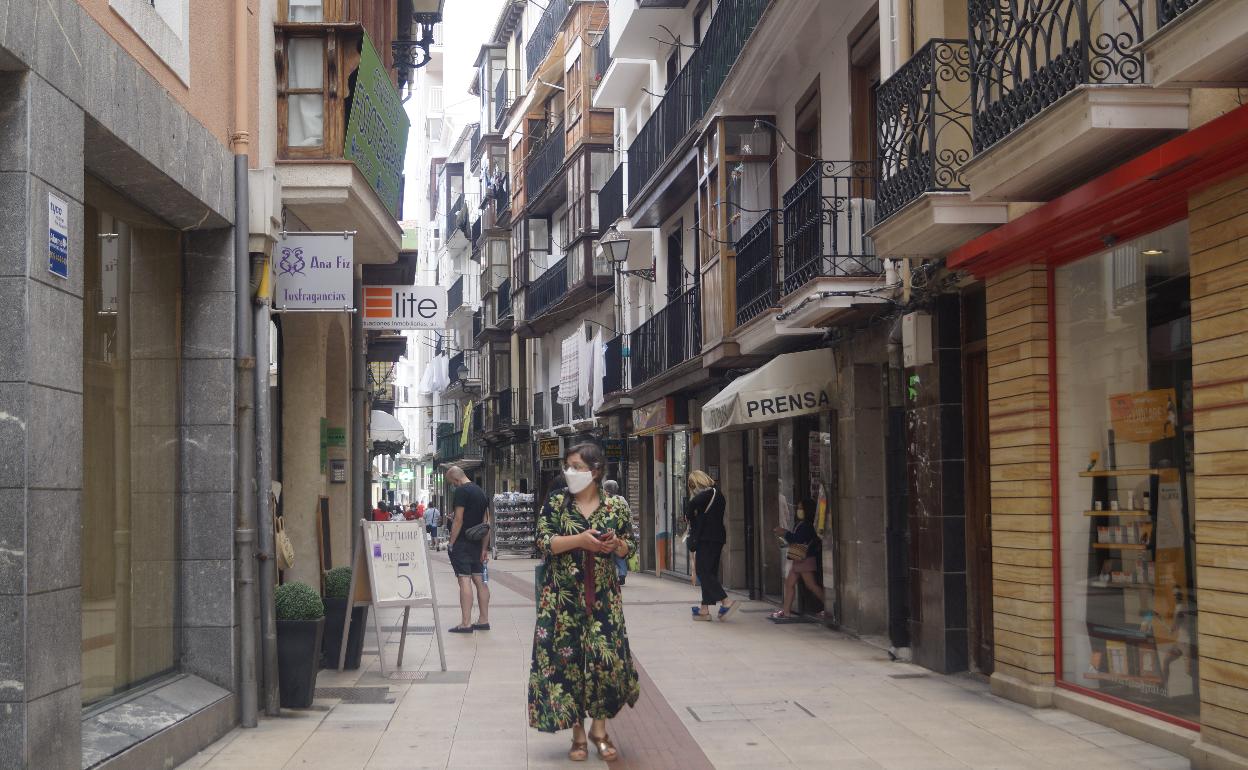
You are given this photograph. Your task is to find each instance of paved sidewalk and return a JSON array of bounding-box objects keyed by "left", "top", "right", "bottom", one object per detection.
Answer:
[{"left": 182, "top": 556, "right": 1191, "bottom": 770}]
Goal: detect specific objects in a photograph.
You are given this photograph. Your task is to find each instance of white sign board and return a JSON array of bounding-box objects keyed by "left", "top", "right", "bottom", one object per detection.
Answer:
[
  {"left": 362, "top": 520, "right": 431, "bottom": 607},
  {"left": 274, "top": 233, "right": 354, "bottom": 311},
  {"left": 363, "top": 285, "right": 448, "bottom": 330},
  {"left": 48, "top": 193, "right": 69, "bottom": 279}
]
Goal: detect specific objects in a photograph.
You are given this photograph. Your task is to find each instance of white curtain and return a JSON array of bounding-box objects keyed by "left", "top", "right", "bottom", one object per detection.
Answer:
[
  {"left": 558, "top": 336, "right": 578, "bottom": 404},
  {"left": 287, "top": 37, "right": 325, "bottom": 147},
  {"left": 288, "top": 0, "right": 323, "bottom": 22}
]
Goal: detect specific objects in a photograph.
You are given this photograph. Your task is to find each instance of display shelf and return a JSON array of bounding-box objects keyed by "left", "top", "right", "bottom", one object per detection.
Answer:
[
  {"left": 1093, "top": 543, "right": 1148, "bottom": 550},
  {"left": 1079, "top": 469, "right": 1161, "bottom": 478},
  {"left": 493, "top": 492, "right": 536, "bottom": 555},
  {"left": 1083, "top": 510, "right": 1150, "bottom": 517}
]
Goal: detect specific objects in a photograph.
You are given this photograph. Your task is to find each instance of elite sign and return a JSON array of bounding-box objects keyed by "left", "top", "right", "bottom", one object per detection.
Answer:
[{"left": 363, "top": 285, "right": 447, "bottom": 330}]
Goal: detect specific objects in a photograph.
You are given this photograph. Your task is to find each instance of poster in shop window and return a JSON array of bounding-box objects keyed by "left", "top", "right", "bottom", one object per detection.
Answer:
[{"left": 1108, "top": 388, "right": 1178, "bottom": 443}]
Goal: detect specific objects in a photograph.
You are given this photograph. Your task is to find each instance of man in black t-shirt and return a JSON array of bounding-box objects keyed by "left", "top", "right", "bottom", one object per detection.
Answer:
[{"left": 446, "top": 466, "right": 490, "bottom": 633}]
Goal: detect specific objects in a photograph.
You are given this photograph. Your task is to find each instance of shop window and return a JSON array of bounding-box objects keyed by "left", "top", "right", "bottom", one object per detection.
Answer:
[
  {"left": 1054, "top": 220, "right": 1198, "bottom": 721},
  {"left": 82, "top": 206, "right": 182, "bottom": 705}
]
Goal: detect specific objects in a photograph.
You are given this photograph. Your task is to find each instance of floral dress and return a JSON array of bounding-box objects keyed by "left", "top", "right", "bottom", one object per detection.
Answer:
[{"left": 527, "top": 490, "right": 640, "bottom": 732}]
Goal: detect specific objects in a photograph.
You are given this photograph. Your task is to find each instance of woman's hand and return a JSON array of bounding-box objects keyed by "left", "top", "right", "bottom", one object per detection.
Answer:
[
  {"left": 577, "top": 529, "right": 612, "bottom": 554},
  {"left": 772, "top": 526, "right": 786, "bottom": 536},
  {"left": 599, "top": 529, "right": 622, "bottom": 556}
]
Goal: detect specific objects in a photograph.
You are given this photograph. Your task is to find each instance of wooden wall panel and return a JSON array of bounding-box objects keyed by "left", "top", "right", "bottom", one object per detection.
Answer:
[
  {"left": 985, "top": 265, "right": 1055, "bottom": 686},
  {"left": 1189, "top": 171, "right": 1248, "bottom": 756}
]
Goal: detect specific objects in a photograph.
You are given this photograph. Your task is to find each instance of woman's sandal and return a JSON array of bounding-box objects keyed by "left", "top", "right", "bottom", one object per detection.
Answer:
[
  {"left": 590, "top": 732, "right": 619, "bottom": 762},
  {"left": 768, "top": 610, "right": 789, "bottom": 620},
  {"left": 568, "top": 735, "right": 589, "bottom": 762}
]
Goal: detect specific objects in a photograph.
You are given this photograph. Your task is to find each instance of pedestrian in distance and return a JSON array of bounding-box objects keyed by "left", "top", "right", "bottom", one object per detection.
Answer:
[
  {"left": 529, "top": 443, "right": 639, "bottom": 762},
  {"left": 603, "top": 479, "right": 629, "bottom": 586},
  {"left": 770, "top": 498, "right": 828, "bottom": 620},
  {"left": 371, "top": 500, "right": 389, "bottom": 522},
  {"left": 687, "top": 470, "right": 739, "bottom": 621},
  {"left": 446, "top": 466, "right": 491, "bottom": 633},
  {"left": 425, "top": 503, "right": 441, "bottom": 550}
]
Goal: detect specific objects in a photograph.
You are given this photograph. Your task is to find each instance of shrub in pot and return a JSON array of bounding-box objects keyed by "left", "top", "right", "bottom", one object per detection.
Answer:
[
  {"left": 275, "top": 581, "right": 325, "bottom": 709},
  {"left": 321, "top": 566, "right": 369, "bottom": 669}
]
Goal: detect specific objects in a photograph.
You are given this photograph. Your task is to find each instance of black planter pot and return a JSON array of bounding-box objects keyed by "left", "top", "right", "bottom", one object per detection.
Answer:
[
  {"left": 276, "top": 617, "right": 324, "bottom": 709},
  {"left": 321, "top": 597, "right": 368, "bottom": 670}
]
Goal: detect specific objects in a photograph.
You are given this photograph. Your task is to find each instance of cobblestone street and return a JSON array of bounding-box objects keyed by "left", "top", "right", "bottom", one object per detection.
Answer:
[{"left": 182, "top": 557, "right": 1190, "bottom": 770}]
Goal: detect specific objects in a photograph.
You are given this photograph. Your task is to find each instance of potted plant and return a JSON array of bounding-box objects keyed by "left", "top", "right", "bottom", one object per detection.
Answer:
[
  {"left": 275, "top": 581, "right": 325, "bottom": 709},
  {"left": 321, "top": 566, "right": 369, "bottom": 669}
]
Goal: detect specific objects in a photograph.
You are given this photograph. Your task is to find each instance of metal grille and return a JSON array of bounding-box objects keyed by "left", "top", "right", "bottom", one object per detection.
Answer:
[{"left": 314, "top": 687, "right": 393, "bottom": 703}]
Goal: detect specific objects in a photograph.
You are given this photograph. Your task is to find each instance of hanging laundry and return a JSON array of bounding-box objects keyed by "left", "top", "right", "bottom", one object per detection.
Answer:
[{"left": 558, "top": 335, "right": 578, "bottom": 404}]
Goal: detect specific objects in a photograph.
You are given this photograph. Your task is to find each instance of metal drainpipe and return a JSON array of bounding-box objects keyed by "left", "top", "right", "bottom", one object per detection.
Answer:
[
  {"left": 255, "top": 283, "right": 279, "bottom": 715},
  {"left": 352, "top": 279, "right": 367, "bottom": 556},
  {"left": 232, "top": 0, "right": 258, "bottom": 730}
]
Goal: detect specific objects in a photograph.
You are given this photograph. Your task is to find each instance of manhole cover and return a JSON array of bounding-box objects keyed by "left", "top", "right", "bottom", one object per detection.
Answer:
[
  {"left": 314, "top": 687, "right": 393, "bottom": 703},
  {"left": 888, "top": 673, "right": 929, "bottom": 680},
  {"left": 387, "top": 671, "right": 428, "bottom": 681}
]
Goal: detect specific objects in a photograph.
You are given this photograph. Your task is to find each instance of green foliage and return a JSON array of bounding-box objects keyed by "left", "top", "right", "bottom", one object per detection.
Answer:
[
  {"left": 275, "top": 581, "right": 324, "bottom": 621},
  {"left": 324, "top": 567, "right": 353, "bottom": 599}
]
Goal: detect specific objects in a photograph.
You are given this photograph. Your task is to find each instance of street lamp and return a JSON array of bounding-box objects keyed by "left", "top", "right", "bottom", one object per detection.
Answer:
[
  {"left": 393, "top": 0, "right": 445, "bottom": 71},
  {"left": 601, "top": 226, "right": 655, "bottom": 281}
]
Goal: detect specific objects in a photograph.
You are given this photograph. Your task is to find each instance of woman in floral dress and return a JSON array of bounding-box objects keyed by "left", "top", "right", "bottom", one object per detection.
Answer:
[{"left": 528, "top": 442, "right": 640, "bottom": 762}]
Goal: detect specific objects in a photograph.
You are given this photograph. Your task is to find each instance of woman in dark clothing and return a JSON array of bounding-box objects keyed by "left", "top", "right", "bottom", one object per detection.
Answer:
[
  {"left": 687, "top": 470, "right": 740, "bottom": 621},
  {"left": 771, "top": 498, "right": 827, "bottom": 620}
]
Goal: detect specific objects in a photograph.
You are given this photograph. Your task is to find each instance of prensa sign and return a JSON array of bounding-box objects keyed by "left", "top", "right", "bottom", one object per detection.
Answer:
[{"left": 275, "top": 232, "right": 355, "bottom": 312}]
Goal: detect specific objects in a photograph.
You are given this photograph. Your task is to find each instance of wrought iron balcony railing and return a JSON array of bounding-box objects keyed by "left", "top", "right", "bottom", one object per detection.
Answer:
[
  {"left": 470, "top": 123, "right": 482, "bottom": 166},
  {"left": 603, "top": 334, "right": 626, "bottom": 396},
  {"left": 549, "top": 386, "right": 567, "bottom": 427},
  {"left": 781, "top": 161, "right": 881, "bottom": 295},
  {"left": 627, "top": 0, "right": 771, "bottom": 202},
  {"left": 497, "top": 277, "right": 513, "bottom": 319},
  {"left": 876, "top": 39, "right": 972, "bottom": 223},
  {"left": 533, "top": 390, "right": 546, "bottom": 429},
  {"left": 472, "top": 307, "right": 484, "bottom": 340},
  {"left": 525, "top": 122, "right": 565, "bottom": 203},
  {"left": 471, "top": 215, "right": 482, "bottom": 245},
  {"left": 629, "top": 286, "right": 701, "bottom": 388},
  {"left": 436, "top": 427, "right": 483, "bottom": 463},
  {"left": 1159, "top": 0, "right": 1201, "bottom": 29},
  {"left": 734, "top": 215, "right": 776, "bottom": 328},
  {"left": 448, "top": 349, "right": 481, "bottom": 386},
  {"left": 970, "top": 1, "right": 1146, "bottom": 155},
  {"left": 593, "top": 22, "right": 611, "bottom": 86},
  {"left": 527, "top": 257, "right": 569, "bottom": 321},
  {"left": 448, "top": 275, "right": 465, "bottom": 313},
  {"left": 446, "top": 192, "right": 466, "bottom": 242},
  {"left": 526, "top": 0, "right": 571, "bottom": 78},
  {"left": 599, "top": 163, "right": 624, "bottom": 230},
  {"left": 493, "top": 70, "right": 513, "bottom": 132}
]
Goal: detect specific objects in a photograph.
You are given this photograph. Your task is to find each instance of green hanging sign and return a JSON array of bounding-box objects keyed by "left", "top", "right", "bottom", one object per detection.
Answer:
[{"left": 344, "top": 34, "right": 411, "bottom": 217}]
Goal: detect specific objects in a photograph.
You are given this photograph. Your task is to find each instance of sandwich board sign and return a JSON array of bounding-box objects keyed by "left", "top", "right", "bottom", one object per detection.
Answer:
[{"left": 339, "top": 519, "right": 446, "bottom": 675}]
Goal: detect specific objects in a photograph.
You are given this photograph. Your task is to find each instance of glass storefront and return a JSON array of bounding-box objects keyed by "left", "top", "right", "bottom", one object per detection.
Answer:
[
  {"left": 82, "top": 206, "right": 182, "bottom": 704},
  {"left": 665, "top": 432, "right": 692, "bottom": 577},
  {"left": 1055, "top": 221, "right": 1198, "bottom": 721}
]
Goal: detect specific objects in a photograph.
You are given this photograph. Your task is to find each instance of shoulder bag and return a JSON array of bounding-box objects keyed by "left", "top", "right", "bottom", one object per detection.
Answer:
[{"left": 275, "top": 516, "right": 295, "bottom": 571}]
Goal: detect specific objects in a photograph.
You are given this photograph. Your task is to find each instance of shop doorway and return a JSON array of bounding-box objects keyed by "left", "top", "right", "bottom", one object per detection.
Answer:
[
  {"left": 756, "top": 428, "right": 783, "bottom": 602},
  {"left": 664, "top": 431, "right": 692, "bottom": 577},
  {"left": 963, "top": 290, "right": 994, "bottom": 674}
]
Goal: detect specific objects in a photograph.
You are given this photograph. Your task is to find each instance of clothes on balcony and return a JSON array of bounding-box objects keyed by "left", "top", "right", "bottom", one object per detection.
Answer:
[
  {"left": 592, "top": 331, "right": 605, "bottom": 413},
  {"left": 558, "top": 335, "right": 578, "bottom": 404},
  {"left": 418, "top": 355, "right": 450, "bottom": 395},
  {"left": 578, "top": 334, "right": 593, "bottom": 408}
]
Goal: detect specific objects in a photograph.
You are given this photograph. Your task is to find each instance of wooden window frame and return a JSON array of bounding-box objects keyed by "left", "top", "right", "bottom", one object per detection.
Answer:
[{"left": 275, "top": 25, "right": 361, "bottom": 160}]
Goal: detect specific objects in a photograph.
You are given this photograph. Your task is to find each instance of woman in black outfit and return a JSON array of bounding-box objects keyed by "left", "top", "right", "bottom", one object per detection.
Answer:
[{"left": 686, "top": 471, "right": 740, "bottom": 621}]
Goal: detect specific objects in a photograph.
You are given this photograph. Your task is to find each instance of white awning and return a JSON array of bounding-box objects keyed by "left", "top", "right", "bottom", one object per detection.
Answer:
[
  {"left": 701, "top": 348, "right": 835, "bottom": 434},
  {"left": 370, "top": 409, "right": 406, "bottom": 443}
]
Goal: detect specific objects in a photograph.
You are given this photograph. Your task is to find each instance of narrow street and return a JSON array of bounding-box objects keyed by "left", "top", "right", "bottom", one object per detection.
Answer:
[{"left": 183, "top": 557, "right": 1189, "bottom": 770}]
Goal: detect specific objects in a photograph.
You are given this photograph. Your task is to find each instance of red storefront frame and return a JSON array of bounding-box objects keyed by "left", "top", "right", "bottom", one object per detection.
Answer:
[{"left": 950, "top": 103, "right": 1248, "bottom": 732}]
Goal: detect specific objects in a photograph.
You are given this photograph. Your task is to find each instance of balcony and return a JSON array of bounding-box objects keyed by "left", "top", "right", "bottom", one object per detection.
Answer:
[
  {"left": 486, "top": 387, "right": 530, "bottom": 435},
  {"left": 447, "top": 275, "right": 466, "bottom": 315},
  {"left": 608, "top": 0, "right": 687, "bottom": 60},
  {"left": 602, "top": 334, "right": 628, "bottom": 402},
  {"left": 526, "top": 0, "right": 572, "bottom": 79},
  {"left": 870, "top": 40, "right": 1008, "bottom": 258},
  {"left": 471, "top": 215, "right": 482, "bottom": 247},
  {"left": 781, "top": 161, "right": 880, "bottom": 294},
  {"left": 629, "top": 287, "right": 701, "bottom": 389},
  {"left": 525, "top": 123, "right": 566, "bottom": 208},
  {"left": 526, "top": 257, "right": 569, "bottom": 322},
  {"left": 472, "top": 307, "right": 484, "bottom": 343},
  {"left": 593, "top": 22, "right": 611, "bottom": 87},
  {"left": 1146, "top": 0, "right": 1248, "bottom": 87},
  {"left": 627, "top": 0, "right": 771, "bottom": 207},
  {"left": 533, "top": 390, "right": 547, "bottom": 430},
  {"left": 469, "top": 123, "right": 483, "bottom": 169},
  {"left": 274, "top": 26, "right": 405, "bottom": 261},
  {"left": 436, "top": 425, "right": 483, "bottom": 465},
  {"left": 734, "top": 215, "right": 777, "bottom": 329},
  {"left": 548, "top": 386, "right": 568, "bottom": 429},
  {"left": 493, "top": 69, "right": 513, "bottom": 133},
  {"left": 446, "top": 193, "right": 467, "bottom": 244},
  {"left": 446, "top": 349, "right": 482, "bottom": 392},
  {"left": 497, "top": 278, "right": 513, "bottom": 320},
  {"left": 598, "top": 164, "right": 624, "bottom": 231},
  {"left": 965, "top": 0, "right": 1188, "bottom": 201}
]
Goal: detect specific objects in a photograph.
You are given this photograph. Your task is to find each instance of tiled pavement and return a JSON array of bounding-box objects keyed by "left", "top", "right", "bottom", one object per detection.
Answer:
[{"left": 181, "top": 557, "right": 1192, "bottom": 769}]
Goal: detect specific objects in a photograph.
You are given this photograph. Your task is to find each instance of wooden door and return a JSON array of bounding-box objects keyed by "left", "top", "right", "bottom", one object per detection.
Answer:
[{"left": 963, "top": 292, "right": 994, "bottom": 674}]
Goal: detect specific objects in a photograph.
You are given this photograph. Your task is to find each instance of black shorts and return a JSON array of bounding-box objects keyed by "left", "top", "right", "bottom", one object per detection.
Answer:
[{"left": 450, "top": 541, "right": 483, "bottom": 577}]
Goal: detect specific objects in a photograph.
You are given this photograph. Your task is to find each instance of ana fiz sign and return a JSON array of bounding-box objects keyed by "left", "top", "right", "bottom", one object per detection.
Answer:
[{"left": 274, "top": 232, "right": 354, "bottom": 312}]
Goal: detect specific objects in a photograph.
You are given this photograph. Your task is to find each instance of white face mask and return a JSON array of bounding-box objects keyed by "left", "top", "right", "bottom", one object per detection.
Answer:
[{"left": 564, "top": 467, "right": 594, "bottom": 494}]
